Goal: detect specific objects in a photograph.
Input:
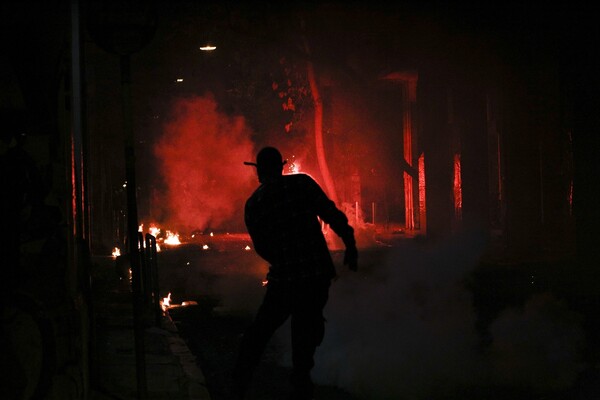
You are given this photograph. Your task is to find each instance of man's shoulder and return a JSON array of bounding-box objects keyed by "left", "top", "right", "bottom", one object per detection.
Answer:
[
  {"left": 247, "top": 174, "right": 316, "bottom": 201},
  {"left": 246, "top": 184, "right": 264, "bottom": 205},
  {"left": 284, "top": 172, "right": 316, "bottom": 186}
]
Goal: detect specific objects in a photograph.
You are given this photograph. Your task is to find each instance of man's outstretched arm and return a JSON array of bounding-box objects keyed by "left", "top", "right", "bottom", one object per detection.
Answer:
[{"left": 308, "top": 177, "right": 358, "bottom": 271}]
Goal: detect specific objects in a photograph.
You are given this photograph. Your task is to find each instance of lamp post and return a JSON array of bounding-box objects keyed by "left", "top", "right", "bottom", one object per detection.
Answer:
[{"left": 85, "top": 2, "right": 157, "bottom": 398}]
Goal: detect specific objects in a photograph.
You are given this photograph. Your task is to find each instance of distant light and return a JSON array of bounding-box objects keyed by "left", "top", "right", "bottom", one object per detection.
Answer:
[
  {"left": 199, "top": 45, "right": 216, "bottom": 51},
  {"left": 176, "top": 78, "right": 184, "bottom": 82}
]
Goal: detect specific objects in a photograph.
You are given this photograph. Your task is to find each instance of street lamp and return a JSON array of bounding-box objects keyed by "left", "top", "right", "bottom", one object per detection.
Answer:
[{"left": 199, "top": 43, "right": 216, "bottom": 51}]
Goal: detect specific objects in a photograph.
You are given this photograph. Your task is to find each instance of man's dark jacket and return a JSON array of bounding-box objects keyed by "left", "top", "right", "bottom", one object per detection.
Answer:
[{"left": 245, "top": 173, "right": 354, "bottom": 282}]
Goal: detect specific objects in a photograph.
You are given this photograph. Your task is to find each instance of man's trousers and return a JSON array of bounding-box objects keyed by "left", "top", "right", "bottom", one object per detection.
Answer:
[{"left": 232, "top": 276, "right": 331, "bottom": 398}]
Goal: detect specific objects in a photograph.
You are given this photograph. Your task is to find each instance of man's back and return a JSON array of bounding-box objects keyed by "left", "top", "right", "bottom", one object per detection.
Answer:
[{"left": 245, "top": 173, "right": 351, "bottom": 282}]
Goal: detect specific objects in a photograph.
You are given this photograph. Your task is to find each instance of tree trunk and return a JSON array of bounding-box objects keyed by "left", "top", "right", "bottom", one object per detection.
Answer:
[{"left": 303, "top": 38, "right": 338, "bottom": 204}]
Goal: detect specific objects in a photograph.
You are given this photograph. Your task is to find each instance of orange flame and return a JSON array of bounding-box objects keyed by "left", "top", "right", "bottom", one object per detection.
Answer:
[
  {"left": 161, "top": 292, "right": 172, "bottom": 311},
  {"left": 164, "top": 231, "right": 181, "bottom": 245},
  {"left": 149, "top": 225, "right": 160, "bottom": 238}
]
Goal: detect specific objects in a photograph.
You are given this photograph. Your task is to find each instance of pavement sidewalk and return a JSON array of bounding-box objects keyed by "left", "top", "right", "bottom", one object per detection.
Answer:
[{"left": 90, "top": 256, "right": 211, "bottom": 400}]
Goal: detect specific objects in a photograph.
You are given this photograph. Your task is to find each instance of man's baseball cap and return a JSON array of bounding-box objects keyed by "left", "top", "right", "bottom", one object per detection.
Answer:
[{"left": 244, "top": 146, "right": 287, "bottom": 168}]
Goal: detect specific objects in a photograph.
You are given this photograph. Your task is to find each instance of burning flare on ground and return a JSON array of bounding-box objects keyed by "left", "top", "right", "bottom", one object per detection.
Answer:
[
  {"left": 161, "top": 292, "right": 172, "bottom": 311},
  {"left": 164, "top": 230, "right": 181, "bottom": 245},
  {"left": 149, "top": 225, "right": 161, "bottom": 238}
]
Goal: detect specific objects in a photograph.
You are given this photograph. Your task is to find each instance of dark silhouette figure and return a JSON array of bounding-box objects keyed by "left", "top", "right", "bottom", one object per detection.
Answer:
[
  {"left": 0, "top": 125, "right": 47, "bottom": 290},
  {"left": 233, "top": 147, "right": 358, "bottom": 399},
  {"left": 1, "top": 114, "right": 60, "bottom": 399}
]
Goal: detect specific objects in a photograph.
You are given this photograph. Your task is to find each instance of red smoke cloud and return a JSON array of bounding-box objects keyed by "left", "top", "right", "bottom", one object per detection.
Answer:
[{"left": 153, "top": 94, "right": 256, "bottom": 233}]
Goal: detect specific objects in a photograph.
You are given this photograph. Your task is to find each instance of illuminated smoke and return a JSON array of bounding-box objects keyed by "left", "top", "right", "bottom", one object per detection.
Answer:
[
  {"left": 310, "top": 234, "right": 485, "bottom": 398},
  {"left": 273, "top": 233, "right": 585, "bottom": 398},
  {"left": 153, "top": 94, "right": 256, "bottom": 233}
]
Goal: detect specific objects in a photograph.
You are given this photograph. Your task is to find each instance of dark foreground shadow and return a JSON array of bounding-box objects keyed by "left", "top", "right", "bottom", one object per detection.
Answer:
[{"left": 168, "top": 301, "right": 357, "bottom": 400}]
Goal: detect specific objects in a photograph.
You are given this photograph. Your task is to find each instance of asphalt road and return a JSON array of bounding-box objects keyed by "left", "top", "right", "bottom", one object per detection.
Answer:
[
  {"left": 159, "top": 235, "right": 358, "bottom": 399},
  {"left": 168, "top": 299, "right": 358, "bottom": 400},
  {"left": 158, "top": 234, "right": 600, "bottom": 400}
]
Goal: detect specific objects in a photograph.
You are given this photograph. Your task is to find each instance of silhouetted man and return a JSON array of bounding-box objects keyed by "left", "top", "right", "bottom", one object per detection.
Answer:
[{"left": 233, "top": 146, "right": 358, "bottom": 399}]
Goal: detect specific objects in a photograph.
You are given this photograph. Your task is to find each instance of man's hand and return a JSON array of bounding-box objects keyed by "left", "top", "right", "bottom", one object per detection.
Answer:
[{"left": 343, "top": 245, "right": 358, "bottom": 272}]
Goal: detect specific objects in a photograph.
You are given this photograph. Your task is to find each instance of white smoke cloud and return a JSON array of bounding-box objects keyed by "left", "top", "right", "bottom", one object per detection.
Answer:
[
  {"left": 487, "top": 292, "right": 585, "bottom": 391},
  {"left": 272, "top": 232, "right": 586, "bottom": 399}
]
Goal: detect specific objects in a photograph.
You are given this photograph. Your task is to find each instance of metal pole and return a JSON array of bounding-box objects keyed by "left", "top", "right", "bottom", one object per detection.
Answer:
[
  {"left": 145, "top": 233, "right": 161, "bottom": 327},
  {"left": 138, "top": 232, "right": 151, "bottom": 310},
  {"left": 70, "top": 0, "right": 93, "bottom": 396},
  {"left": 121, "top": 54, "right": 147, "bottom": 400}
]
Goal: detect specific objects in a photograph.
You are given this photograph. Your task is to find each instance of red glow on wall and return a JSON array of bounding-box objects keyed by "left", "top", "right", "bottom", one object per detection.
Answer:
[
  {"left": 403, "top": 100, "right": 414, "bottom": 230},
  {"left": 453, "top": 153, "right": 462, "bottom": 220},
  {"left": 418, "top": 153, "right": 426, "bottom": 224}
]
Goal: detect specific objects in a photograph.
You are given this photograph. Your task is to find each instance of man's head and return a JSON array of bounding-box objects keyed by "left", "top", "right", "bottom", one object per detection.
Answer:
[{"left": 245, "top": 146, "right": 286, "bottom": 183}]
